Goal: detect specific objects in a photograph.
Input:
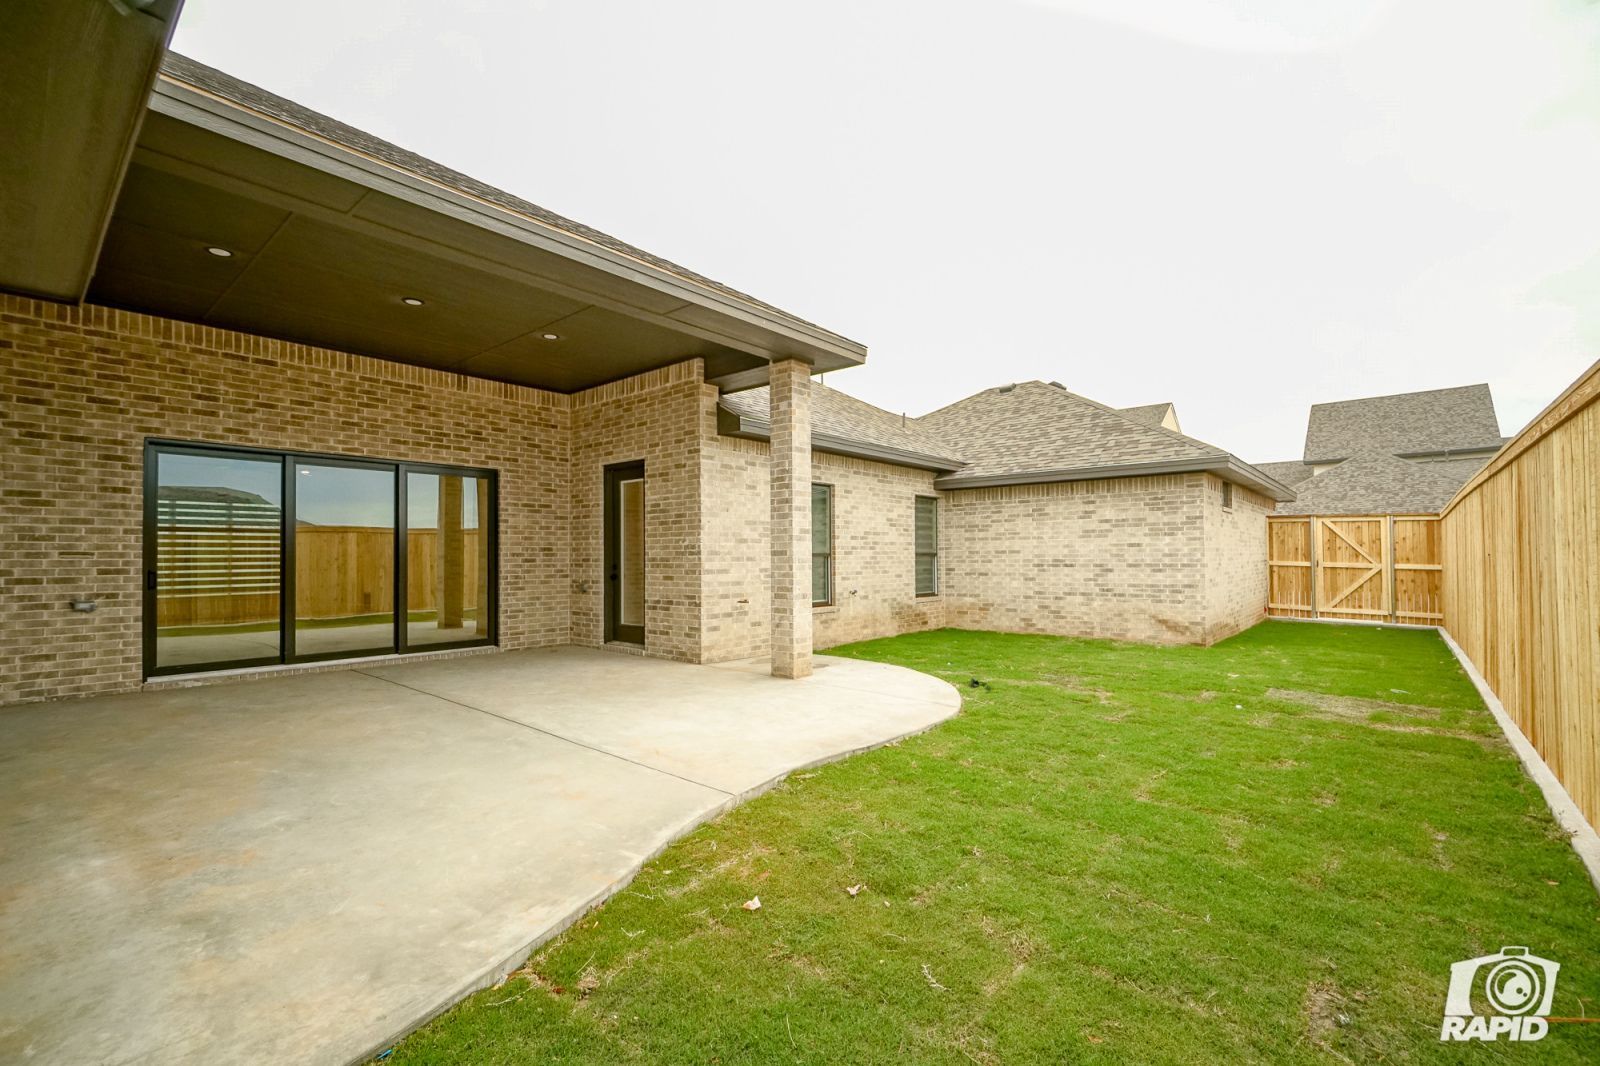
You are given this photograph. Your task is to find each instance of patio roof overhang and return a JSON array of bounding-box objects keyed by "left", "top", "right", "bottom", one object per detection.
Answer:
[
  {"left": 6, "top": 42, "right": 866, "bottom": 394},
  {"left": 0, "top": 1, "right": 184, "bottom": 304}
]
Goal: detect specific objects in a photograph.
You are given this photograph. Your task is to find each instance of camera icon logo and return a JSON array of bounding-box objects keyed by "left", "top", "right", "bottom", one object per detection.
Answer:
[{"left": 1440, "top": 946, "right": 1559, "bottom": 1042}]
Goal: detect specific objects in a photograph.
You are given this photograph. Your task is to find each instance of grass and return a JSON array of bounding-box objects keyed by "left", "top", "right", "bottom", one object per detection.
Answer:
[{"left": 388, "top": 622, "right": 1600, "bottom": 1063}]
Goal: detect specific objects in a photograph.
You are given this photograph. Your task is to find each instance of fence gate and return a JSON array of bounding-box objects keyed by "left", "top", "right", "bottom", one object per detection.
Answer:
[{"left": 1267, "top": 514, "right": 1442, "bottom": 624}]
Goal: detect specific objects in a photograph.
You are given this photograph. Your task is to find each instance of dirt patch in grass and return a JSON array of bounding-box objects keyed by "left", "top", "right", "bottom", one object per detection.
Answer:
[
  {"left": 1302, "top": 979, "right": 1350, "bottom": 1055},
  {"left": 1266, "top": 688, "right": 1441, "bottom": 721},
  {"left": 1266, "top": 688, "right": 1502, "bottom": 746}
]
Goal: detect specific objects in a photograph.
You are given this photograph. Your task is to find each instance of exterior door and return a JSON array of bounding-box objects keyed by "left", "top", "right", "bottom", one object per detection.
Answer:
[
  {"left": 604, "top": 462, "right": 646, "bottom": 645},
  {"left": 144, "top": 441, "right": 497, "bottom": 677}
]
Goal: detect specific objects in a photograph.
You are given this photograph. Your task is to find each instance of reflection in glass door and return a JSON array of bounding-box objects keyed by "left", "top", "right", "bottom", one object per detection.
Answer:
[
  {"left": 151, "top": 449, "right": 283, "bottom": 670},
  {"left": 406, "top": 471, "right": 491, "bottom": 647},
  {"left": 146, "top": 444, "right": 497, "bottom": 677},
  {"left": 292, "top": 462, "right": 396, "bottom": 659}
]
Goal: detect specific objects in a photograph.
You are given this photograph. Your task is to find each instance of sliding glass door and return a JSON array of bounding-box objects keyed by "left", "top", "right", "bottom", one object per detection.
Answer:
[
  {"left": 291, "top": 460, "right": 397, "bottom": 660},
  {"left": 405, "top": 471, "right": 491, "bottom": 647},
  {"left": 149, "top": 448, "right": 284, "bottom": 671},
  {"left": 145, "top": 443, "right": 496, "bottom": 676}
]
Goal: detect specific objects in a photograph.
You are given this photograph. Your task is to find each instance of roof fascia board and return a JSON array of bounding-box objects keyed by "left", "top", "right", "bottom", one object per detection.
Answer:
[
  {"left": 717, "top": 408, "right": 967, "bottom": 473},
  {"left": 148, "top": 77, "right": 865, "bottom": 366},
  {"left": 935, "top": 457, "right": 1296, "bottom": 501}
]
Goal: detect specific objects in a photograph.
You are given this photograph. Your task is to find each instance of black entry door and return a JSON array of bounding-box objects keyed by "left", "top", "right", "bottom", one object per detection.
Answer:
[{"left": 604, "top": 462, "right": 646, "bottom": 645}]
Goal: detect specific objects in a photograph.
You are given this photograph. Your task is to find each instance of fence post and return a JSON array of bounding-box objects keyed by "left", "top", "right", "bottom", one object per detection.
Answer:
[{"left": 1308, "top": 516, "right": 1319, "bottom": 620}]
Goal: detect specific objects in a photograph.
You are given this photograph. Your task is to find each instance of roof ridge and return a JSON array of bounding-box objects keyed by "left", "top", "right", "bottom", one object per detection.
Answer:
[
  {"left": 1309, "top": 382, "right": 1493, "bottom": 408},
  {"left": 1047, "top": 383, "right": 1222, "bottom": 458}
]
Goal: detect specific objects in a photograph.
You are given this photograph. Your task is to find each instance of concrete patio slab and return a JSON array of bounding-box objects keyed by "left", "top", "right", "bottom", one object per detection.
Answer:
[{"left": 0, "top": 648, "right": 958, "bottom": 1066}]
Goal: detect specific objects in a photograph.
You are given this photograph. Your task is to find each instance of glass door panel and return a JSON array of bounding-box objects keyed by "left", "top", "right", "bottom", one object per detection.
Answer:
[
  {"left": 153, "top": 450, "right": 283, "bottom": 670},
  {"left": 293, "top": 462, "right": 395, "bottom": 658},
  {"left": 406, "top": 471, "right": 491, "bottom": 647}
]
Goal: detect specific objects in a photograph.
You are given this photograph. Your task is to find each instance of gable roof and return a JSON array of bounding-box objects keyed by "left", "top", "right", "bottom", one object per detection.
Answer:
[
  {"left": 719, "top": 385, "right": 966, "bottom": 472},
  {"left": 1303, "top": 384, "right": 1503, "bottom": 463},
  {"left": 1118, "top": 402, "right": 1179, "bottom": 432},
  {"left": 1271, "top": 451, "right": 1481, "bottom": 516},
  {"left": 915, "top": 381, "right": 1293, "bottom": 499}
]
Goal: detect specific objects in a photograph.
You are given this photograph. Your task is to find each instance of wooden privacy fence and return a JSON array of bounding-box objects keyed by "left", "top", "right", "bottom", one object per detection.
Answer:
[
  {"left": 1268, "top": 514, "right": 1442, "bottom": 624},
  {"left": 1441, "top": 357, "right": 1600, "bottom": 832},
  {"left": 157, "top": 525, "right": 483, "bottom": 627}
]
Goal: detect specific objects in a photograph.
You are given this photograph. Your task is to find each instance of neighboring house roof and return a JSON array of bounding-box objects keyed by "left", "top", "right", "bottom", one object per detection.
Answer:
[
  {"left": 1252, "top": 460, "right": 1315, "bottom": 487},
  {"left": 719, "top": 385, "right": 967, "bottom": 472},
  {"left": 158, "top": 54, "right": 854, "bottom": 349},
  {"left": 1117, "top": 402, "right": 1180, "bottom": 433},
  {"left": 1302, "top": 383, "right": 1503, "bottom": 463},
  {"left": 1271, "top": 451, "right": 1469, "bottom": 516},
  {"left": 156, "top": 486, "right": 275, "bottom": 506},
  {"left": 914, "top": 381, "right": 1293, "bottom": 499}
]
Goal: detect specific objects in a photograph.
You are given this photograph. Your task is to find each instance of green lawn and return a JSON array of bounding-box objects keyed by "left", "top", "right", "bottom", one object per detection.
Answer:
[{"left": 388, "top": 623, "right": 1600, "bottom": 1064}]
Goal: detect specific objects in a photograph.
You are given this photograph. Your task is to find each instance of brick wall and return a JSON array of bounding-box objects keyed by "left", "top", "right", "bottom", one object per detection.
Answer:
[
  {"left": 699, "top": 428, "right": 771, "bottom": 661},
  {"left": 941, "top": 474, "right": 1211, "bottom": 644},
  {"left": 1200, "top": 474, "right": 1272, "bottom": 642},
  {"left": 811, "top": 452, "right": 947, "bottom": 648},
  {"left": 0, "top": 295, "right": 719, "bottom": 703},
  {"left": 698, "top": 434, "right": 948, "bottom": 661},
  {"left": 569, "top": 361, "right": 705, "bottom": 661}
]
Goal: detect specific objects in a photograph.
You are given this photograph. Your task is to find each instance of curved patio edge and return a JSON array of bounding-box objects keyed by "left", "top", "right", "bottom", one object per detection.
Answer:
[{"left": 348, "top": 650, "right": 962, "bottom": 1066}]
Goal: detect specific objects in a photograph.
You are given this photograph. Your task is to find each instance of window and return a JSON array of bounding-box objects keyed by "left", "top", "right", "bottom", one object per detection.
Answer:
[
  {"left": 1221, "top": 482, "right": 1233, "bottom": 510},
  {"left": 145, "top": 441, "right": 496, "bottom": 676},
  {"left": 914, "top": 495, "right": 939, "bottom": 596},
  {"left": 811, "top": 483, "right": 833, "bottom": 606}
]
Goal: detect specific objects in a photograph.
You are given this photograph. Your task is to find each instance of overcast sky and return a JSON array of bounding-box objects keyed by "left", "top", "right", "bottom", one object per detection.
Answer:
[{"left": 172, "top": 0, "right": 1600, "bottom": 461}]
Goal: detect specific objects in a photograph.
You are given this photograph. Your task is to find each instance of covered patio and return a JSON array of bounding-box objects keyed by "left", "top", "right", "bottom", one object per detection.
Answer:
[{"left": 0, "top": 648, "right": 958, "bottom": 1065}]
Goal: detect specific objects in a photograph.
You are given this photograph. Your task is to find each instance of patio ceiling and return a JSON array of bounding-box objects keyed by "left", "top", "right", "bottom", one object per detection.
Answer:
[{"left": 13, "top": 43, "right": 866, "bottom": 394}]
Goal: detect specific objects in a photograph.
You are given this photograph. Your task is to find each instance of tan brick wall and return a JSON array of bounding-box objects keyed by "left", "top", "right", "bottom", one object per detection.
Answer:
[
  {"left": 0, "top": 296, "right": 717, "bottom": 704},
  {"left": 699, "top": 428, "right": 771, "bottom": 661},
  {"left": 1200, "top": 474, "right": 1272, "bottom": 643},
  {"left": 941, "top": 474, "right": 1211, "bottom": 644},
  {"left": 698, "top": 435, "right": 947, "bottom": 661},
  {"left": 568, "top": 360, "right": 705, "bottom": 662},
  {"left": 811, "top": 453, "right": 947, "bottom": 648}
]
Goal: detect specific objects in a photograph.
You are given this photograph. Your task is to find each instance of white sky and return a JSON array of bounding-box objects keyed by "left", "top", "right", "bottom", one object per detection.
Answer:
[{"left": 171, "top": 0, "right": 1600, "bottom": 461}]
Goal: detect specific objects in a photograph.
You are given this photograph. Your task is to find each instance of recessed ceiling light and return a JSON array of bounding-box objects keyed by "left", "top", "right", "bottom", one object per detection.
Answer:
[
  {"left": 541, "top": 333, "right": 561, "bottom": 341},
  {"left": 401, "top": 296, "right": 425, "bottom": 306},
  {"left": 205, "top": 246, "right": 233, "bottom": 258}
]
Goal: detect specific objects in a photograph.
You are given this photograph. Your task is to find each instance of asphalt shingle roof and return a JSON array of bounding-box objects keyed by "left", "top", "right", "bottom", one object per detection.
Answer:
[
  {"left": 1302, "top": 384, "right": 1502, "bottom": 462},
  {"left": 915, "top": 382, "right": 1227, "bottom": 482},
  {"left": 1252, "top": 460, "right": 1316, "bottom": 487},
  {"left": 1117, "top": 402, "right": 1176, "bottom": 429},
  {"left": 1271, "top": 451, "right": 1483, "bottom": 515},
  {"left": 158, "top": 54, "right": 854, "bottom": 346},
  {"left": 720, "top": 385, "right": 965, "bottom": 465}
]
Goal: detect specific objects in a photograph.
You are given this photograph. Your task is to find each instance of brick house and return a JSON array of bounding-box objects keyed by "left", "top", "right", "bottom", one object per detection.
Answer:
[{"left": 1, "top": 48, "right": 1294, "bottom": 706}]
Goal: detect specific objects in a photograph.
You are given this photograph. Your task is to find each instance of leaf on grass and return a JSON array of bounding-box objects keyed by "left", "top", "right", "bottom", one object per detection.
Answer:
[
  {"left": 846, "top": 883, "right": 865, "bottom": 896},
  {"left": 742, "top": 896, "right": 762, "bottom": 911}
]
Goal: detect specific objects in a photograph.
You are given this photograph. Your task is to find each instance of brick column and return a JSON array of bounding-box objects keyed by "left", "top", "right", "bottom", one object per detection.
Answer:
[{"left": 769, "top": 359, "right": 813, "bottom": 678}]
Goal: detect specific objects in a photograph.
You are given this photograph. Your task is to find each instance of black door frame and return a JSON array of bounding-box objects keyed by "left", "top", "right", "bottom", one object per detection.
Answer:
[
  {"left": 603, "top": 461, "right": 646, "bottom": 645},
  {"left": 143, "top": 439, "right": 498, "bottom": 677}
]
